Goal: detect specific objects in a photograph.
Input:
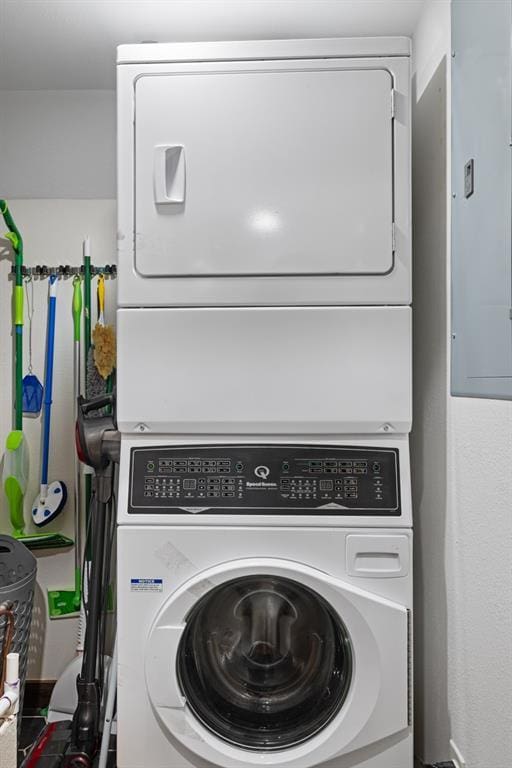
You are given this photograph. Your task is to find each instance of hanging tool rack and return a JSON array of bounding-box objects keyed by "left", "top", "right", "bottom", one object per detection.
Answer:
[{"left": 9, "top": 264, "right": 117, "bottom": 279}]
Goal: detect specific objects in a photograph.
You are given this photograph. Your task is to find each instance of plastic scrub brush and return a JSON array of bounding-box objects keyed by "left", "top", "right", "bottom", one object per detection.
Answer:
[{"left": 92, "top": 275, "right": 116, "bottom": 380}]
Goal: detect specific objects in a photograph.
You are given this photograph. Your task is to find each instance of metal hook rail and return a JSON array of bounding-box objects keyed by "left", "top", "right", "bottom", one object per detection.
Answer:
[{"left": 9, "top": 264, "right": 117, "bottom": 279}]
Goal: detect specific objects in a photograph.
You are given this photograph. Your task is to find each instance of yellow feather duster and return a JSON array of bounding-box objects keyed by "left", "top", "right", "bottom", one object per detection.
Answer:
[{"left": 92, "top": 275, "right": 116, "bottom": 379}]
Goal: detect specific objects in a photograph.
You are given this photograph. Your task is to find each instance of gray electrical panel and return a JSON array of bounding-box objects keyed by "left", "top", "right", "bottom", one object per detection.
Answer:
[{"left": 451, "top": 0, "right": 512, "bottom": 399}]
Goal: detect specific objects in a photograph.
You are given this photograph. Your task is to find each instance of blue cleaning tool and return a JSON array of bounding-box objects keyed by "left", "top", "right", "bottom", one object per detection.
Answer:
[
  {"left": 22, "top": 374, "right": 43, "bottom": 414},
  {"left": 32, "top": 275, "right": 67, "bottom": 526},
  {"left": 22, "top": 278, "right": 43, "bottom": 415}
]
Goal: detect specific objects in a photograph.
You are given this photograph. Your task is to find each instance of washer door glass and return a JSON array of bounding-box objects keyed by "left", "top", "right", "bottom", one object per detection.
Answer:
[{"left": 177, "top": 575, "right": 352, "bottom": 751}]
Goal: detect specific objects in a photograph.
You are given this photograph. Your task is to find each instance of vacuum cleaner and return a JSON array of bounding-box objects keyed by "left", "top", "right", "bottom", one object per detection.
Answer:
[{"left": 21, "top": 391, "right": 120, "bottom": 768}]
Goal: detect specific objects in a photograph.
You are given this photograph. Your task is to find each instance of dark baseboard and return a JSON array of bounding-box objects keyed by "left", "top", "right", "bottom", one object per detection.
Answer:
[{"left": 24, "top": 679, "right": 56, "bottom": 711}]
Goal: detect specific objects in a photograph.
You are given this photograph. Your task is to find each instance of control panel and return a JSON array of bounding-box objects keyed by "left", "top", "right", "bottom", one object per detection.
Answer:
[{"left": 128, "top": 445, "right": 400, "bottom": 516}]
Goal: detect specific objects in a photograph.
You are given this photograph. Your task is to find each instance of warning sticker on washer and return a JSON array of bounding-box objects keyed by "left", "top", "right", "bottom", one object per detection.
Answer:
[{"left": 130, "top": 578, "right": 163, "bottom": 593}]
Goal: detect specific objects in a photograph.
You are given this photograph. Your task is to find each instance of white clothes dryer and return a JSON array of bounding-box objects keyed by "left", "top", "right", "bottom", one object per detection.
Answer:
[
  {"left": 116, "top": 437, "right": 412, "bottom": 768},
  {"left": 117, "top": 37, "right": 411, "bottom": 309}
]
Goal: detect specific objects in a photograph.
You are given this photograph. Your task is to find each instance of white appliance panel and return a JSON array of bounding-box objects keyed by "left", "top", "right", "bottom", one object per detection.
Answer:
[
  {"left": 118, "top": 38, "right": 411, "bottom": 64},
  {"left": 116, "top": 435, "right": 413, "bottom": 529},
  {"left": 135, "top": 66, "right": 393, "bottom": 278},
  {"left": 116, "top": 306, "right": 411, "bottom": 435},
  {"left": 117, "top": 39, "right": 411, "bottom": 306}
]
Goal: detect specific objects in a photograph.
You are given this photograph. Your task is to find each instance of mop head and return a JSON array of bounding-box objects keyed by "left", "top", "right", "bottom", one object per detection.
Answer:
[
  {"left": 32, "top": 481, "right": 68, "bottom": 527},
  {"left": 92, "top": 323, "right": 116, "bottom": 379},
  {"left": 18, "top": 532, "right": 73, "bottom": 550}
]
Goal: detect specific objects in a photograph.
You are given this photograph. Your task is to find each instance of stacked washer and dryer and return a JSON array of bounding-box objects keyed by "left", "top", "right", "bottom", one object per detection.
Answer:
[{"left": 115, "top": 37, "right": 412, "bottom": 768}]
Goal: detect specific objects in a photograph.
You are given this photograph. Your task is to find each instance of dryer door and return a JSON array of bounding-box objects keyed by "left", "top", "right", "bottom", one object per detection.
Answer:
[
  {"left": 134, "top": 63, "right": 393, "bottom": 279},
  {"left": 145, "top": 559, "right": 409, "bottom": 768}
]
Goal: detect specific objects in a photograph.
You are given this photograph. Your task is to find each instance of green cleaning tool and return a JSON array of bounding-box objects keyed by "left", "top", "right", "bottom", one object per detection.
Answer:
[
  {"left": 0, "top": 199, "right": 23, "bottom": 431},
  {"left": 2, "top": 436, "right": 73, "bottom": 550},
  {"left": 1, "top": 412, "right": 73, "bottom": 550},
  {"left": 47, "top": 276, "right": 83, "bottom": 617},
  {"left": 1, "top": 200, "right": 72, "bottom": 550},
  {"left": 2, "top": 431, "right": 29, "bottom": 538}
]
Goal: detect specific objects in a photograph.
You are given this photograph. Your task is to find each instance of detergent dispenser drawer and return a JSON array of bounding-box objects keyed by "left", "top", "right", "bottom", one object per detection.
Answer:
[{"left": 128, "top": 444, "right": 401, "bottom": 517}]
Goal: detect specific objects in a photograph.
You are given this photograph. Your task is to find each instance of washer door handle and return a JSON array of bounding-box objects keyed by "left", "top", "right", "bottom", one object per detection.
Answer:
[{"left": 146, "top": 624, "right": 186, "bottom": 708}]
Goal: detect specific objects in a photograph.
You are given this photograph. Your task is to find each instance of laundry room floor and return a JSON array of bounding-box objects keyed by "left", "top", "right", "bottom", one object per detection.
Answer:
[
  {"left": 17, "top": 711, "right": 46, "bottom": 765},
  {"left": 17, "top": 712, "right": 116, "bottom": 767}
]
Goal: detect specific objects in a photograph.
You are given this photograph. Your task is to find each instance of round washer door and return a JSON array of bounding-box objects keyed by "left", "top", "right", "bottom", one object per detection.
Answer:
[
  {"left": 178, "top": 573, "right": 352, "bottom": 751},
  {"left": 145, "top": 559, "right": 409, "bottom": 768}
]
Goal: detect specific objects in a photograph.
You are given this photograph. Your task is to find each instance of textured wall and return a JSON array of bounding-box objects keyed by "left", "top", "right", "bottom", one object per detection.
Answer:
[
  {"left": 412, "top": 2, "right": 512, "bottom": 766},
  {"left": 447, "top": 397, "right": 512, "bottom": 768}
]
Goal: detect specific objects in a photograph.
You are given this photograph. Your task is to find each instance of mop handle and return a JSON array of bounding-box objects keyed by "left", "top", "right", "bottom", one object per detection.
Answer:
[
  {"left": 41, "top": 275, "right": 58, "bottom": 488},
  {"left": 1, "top": 200, "right": 24, "bottom": 430},
  {"left": 73, "top": 276, "right": 83, "bottom": 584}
]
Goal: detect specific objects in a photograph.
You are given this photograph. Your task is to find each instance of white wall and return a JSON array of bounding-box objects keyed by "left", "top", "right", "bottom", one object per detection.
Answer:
[
  {"left": 412, "top": 2, "right": 512, "bottom": 767},
  {"left": 0, "top": 90, "right": 115, "bottom": 198},
  {"left": 0, "top": 0, "right": 424, "bottom": 90},
  {"left": 0, "top": 200, "right": 116, "bottom": 679},
  {"left": 447, "top": 398, "right": 512, "bottom": 768}
]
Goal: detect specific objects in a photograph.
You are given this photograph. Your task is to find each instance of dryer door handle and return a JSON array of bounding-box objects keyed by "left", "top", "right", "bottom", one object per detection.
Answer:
[{"left": 153, "top": 145, "right": 186, "bottom": 205}]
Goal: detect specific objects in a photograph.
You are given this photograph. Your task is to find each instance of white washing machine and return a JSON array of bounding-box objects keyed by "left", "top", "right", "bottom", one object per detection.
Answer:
[{"left": 116, "top": 437, "right": 412, "bottom": 768}]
